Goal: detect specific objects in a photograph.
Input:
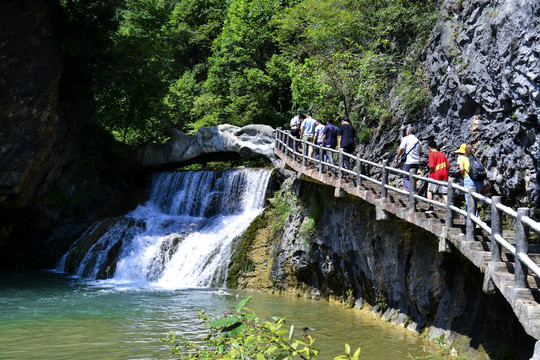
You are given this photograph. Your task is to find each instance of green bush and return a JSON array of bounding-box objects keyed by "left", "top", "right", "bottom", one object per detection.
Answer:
[{"left": 162, "top": 296, "right": 362, "bottom": 360}]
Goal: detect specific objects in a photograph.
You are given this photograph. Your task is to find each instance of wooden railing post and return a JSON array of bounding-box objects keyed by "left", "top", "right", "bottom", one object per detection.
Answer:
[
  {"left": 319, "top": 143, "right": 323, "bottom": 174},
  {"left": 302, "top": 140, "right": 307, "bottom": 167},
  {"left": 292, "top": 137, "right": 297, "bottom": 162},
  {"left": 490, "top": 196, "right": 503, "bottom": 262},
  {"left": 445, "top": 177, "right": 455, "bottom": 228},
  {"left": 285, "top": 132, "right": 289, "bottom": 157},
  {"left": 356, "top": 155, "right": 362, "bottom": 187},
  {"left": 466, "top": 187, "right": 476, "bottom": 241},
  {"left": 275, "top": 130, "right": 279, "bottom": 149},
  {"left": 338, "top": 149, "right": 343, "bottom": 180},
  {"left": 515, "top": 208, "right": 530, "bottom": 288},
  {"left": 381, "top": 161, "right": 389, "bottom": 199},
  {"left": 408, "top": 168, "right": 417, "bottom": 212}
]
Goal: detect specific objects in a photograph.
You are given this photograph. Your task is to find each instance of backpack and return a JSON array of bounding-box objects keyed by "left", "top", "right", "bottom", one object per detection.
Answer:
[{"left": 466, "top": 155, "right": 486, "bottom": 181}]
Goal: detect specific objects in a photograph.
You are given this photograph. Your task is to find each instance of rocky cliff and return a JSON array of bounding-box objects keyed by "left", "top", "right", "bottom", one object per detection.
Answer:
[
  {"left": 0, "top": 1, "right": 144, "bottom": 269},
  {"left": 363, "top": 0, "right": 540, "bottom": 208},
  {"left": 232, "top": 175, "right": 536, "bottom": 359}
]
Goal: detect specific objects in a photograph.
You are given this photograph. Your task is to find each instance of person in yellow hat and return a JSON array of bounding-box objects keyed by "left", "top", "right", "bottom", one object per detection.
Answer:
[{"left": 455, "top": 143, "right": 483, "bottom": 210}]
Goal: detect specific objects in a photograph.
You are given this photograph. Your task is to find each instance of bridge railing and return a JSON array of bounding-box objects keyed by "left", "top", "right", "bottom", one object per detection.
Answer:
[{"left": 275, "top": 128, "right": 540, "bottom": 288}]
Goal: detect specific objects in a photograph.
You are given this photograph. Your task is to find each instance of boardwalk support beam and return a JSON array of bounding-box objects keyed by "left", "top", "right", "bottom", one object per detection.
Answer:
[
  {"left": 445, "top": 177, "right": 455, "bottom": 228},
  {"left": 515, "top": 208, "right": 531, "bottom": 289},
  {"left": 466, "top": 187, "right": 476, "bottom": 241},
  {"left": 438, "top": 227, "right": 451, "bottom": 252},
  {"left": 408, "top": 168, "right": 417, "bottom": 213},
  {"left": 381, "top": 161, "right": 389, "bottom": 199},
  {"left": 375, "top": 199, "right": 388, "bottom": 220}
]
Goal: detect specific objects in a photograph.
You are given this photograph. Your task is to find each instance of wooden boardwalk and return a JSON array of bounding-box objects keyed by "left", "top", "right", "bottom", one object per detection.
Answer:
[{"left": 273, "top": 130, "right": 540, "bottom": 350}]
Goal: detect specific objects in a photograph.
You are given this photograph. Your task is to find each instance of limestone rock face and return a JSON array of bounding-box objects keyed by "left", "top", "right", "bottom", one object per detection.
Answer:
[
  {"left": 136, "top": 124, "right": 277, "bottom": 167},
  {"left": 0, "top": 0, "right": 65, "bottom": 208},
  {"left": 424, "top": 0, "right": 540, "bottom": 204},
  {"left": 0, "top": 1, "right": 145, "bottom": 270}
]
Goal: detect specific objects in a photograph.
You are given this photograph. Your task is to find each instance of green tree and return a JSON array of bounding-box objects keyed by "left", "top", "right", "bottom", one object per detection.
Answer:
[
  {"left": 94, "top": 0, "right": 175, "bottom": 144},
  {"left": 278, "top": 0, "right": 438, "bottom": 127},
  {"left": 200, "top": 0, "right": 291, "bottom": 128}
]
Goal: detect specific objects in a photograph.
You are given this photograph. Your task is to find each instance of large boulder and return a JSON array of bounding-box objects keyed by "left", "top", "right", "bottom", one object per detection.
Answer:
[{"left": 136, "top": 124, "right": 277, "bottom": 167}]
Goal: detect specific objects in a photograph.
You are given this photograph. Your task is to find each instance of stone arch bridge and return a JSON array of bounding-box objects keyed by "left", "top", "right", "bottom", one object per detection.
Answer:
[{"left": 135, "top": 124, "right": 278, "bottom": 169}]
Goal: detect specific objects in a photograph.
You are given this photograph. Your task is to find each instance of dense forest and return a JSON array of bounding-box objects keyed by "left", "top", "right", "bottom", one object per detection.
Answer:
[{"left": 59, "top": 0, "right": 439, "bottom": 145}]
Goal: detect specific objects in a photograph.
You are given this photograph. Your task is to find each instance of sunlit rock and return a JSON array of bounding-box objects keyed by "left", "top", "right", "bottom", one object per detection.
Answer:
[{"left": 136, "top": 124, "right": 277, "bottom": 167}]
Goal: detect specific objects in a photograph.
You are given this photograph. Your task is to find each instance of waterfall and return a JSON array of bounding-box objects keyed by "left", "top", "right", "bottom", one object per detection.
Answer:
[{"left": 57, "top": 169, "right": 272, "bottom": 288}]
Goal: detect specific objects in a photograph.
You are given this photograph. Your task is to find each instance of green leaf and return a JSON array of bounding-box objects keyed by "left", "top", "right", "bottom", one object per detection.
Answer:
[
  {"left": 288, "top": 325, "right": 295, "bottom": 341},
  {"left": 352, "top": 347, "right": 361, "bottom": 360},
  {"left": 209, "top": 316, "right": 241, "bottom": 328},
  {"left": 221, "top": 322, "right": 248, "bottom": 338},
  {"left": 345, "top": 343, "right": 351, "bottom": 355},
  {"left": 235, "top": 296, "right": 252, "bottom": 312},
  {"left": 257, "top": 353, "right": 265, "bottom": 360}
]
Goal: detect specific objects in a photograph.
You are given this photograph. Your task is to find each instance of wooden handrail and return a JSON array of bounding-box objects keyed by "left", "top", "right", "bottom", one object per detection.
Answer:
[{"left": 275, "top": 128, "right": 540, "bottom": 289}]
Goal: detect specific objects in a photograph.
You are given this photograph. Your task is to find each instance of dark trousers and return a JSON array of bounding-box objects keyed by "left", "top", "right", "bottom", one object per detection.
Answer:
[
  {"left": 290, "top": 128, "right": 300, "bottom": 151},
  {"left": 341, "top": 145, "right": 354, "bottom": 170},
  {"left": 402, "top": 163, "right": 419, "bottom": 191}
]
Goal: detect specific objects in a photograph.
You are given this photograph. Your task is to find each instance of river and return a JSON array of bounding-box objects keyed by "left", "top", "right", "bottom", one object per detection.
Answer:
[{"left": 0, "top": 271, "right": 440, "bottom": 359}]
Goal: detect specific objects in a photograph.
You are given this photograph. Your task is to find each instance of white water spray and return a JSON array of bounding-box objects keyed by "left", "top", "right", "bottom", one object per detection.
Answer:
[{"left": 57, "top": 169, "right": 272, "bottom": 288}]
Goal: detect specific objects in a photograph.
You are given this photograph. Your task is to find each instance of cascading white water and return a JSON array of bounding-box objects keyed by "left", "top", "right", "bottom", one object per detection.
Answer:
[{"left": 57, "top": 169, "right": 272, "bottom": 288}]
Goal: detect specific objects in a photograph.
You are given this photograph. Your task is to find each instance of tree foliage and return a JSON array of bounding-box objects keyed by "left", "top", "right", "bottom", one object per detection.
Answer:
[{"left": 59, "top": 0, "right": 439, "bottom": 145}]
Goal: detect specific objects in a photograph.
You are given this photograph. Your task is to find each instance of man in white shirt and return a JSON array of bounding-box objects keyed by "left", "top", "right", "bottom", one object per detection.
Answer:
[
  {"left": 289, "top": 111, "right": 303, "bottom": 151},
  {"left": 313, "top": 118, "right": 325, "bottom": 160},
  {"left": 394, "top": 126, "right": 423, "bottom": 191},
  {"left": 290, "top": 111, "right": 301, "bottom": 129},
  {"left": 299, "top": 111, "right": 317, "bottom": 158}
]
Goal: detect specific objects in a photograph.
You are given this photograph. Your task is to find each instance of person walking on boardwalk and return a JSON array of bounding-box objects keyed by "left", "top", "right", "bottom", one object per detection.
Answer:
[
  {"left": 425, "top": 140, "right": 449, "bottom": 214},
  {"left": 313, "top": 118, "right": 325, "bottom": 160},
  {"left": 322, "top": 117, "right": 338, "bottom": 172},
  {"left": 394, "top": 126, "right": 423, "bottom": 191},
  {"left": 454, "top": 143, "right": 485, "bottom": 210},
  {"left": 337, "top": 117, "right": 356, "bottom": 170},
  {"left": 289, "top": 111, "right": 302, "bottom": 146},
  {"left": 299, "top": 111, "right": 317, "bottom": 158}
]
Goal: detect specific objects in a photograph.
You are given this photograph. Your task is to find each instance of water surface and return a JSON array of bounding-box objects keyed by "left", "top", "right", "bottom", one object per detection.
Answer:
[{"left": 0, "top": 271, "right": 440, "bottom": 360}]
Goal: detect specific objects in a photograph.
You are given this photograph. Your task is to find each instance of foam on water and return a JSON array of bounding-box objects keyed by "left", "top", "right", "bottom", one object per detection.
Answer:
[{"left": 57, "top": 169, "right": 272, "bottom": 289}]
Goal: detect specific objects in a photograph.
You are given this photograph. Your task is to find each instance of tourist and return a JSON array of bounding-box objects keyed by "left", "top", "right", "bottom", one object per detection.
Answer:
[
  {"left": 455, "top": 143, "right": 484, "bottom": 211},
  {"left": 299, "top": 111, "right": 317, "bottom": 158},
  {"left": 322, "top": 117, "right": 339, "bottom": 172},
  {"left": 289, "top": 110, "right": 302, "bottom": 149},
  {"left": 337, "top": 117, "right": 356, "bottom": 170},
  {"left": 425, "top": 140, "right": 449, "bottom": 214},
  {"left": 394, "top": 126, "right": 423, "bottom": 192},
  {"left": 313, "top": 118, "right": 325, "bottom": 160}
]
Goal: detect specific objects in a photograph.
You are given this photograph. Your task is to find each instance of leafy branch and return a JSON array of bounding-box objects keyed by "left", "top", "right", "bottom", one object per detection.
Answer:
[{"left": 162, "top": 296, "right": 361, "bottom": 359}]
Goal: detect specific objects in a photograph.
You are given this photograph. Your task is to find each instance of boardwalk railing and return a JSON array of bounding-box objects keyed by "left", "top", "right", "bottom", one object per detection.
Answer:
[{"left": 275, "top": 128, "right": 540, "bottom": 289}]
